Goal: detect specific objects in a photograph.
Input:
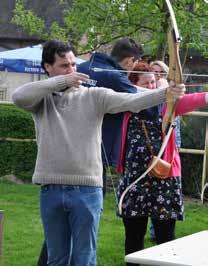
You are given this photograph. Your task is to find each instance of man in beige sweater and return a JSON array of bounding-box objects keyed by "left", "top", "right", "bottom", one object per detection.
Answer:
[{"left": 12, "top": 40, "right": 185, "bottom": 266}]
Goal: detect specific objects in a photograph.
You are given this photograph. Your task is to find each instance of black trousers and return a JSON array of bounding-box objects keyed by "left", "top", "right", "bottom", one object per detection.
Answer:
[
  {"left": 37, "top": 241, "right": 47, "bottom": 266},
  {"left": 123, "top": 216, "right": 176, "bottom": 266}
]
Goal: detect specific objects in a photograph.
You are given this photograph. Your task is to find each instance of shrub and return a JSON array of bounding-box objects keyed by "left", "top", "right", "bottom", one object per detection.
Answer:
[{"left": 0, "top": 104, "right": 36, "bottom": 182}]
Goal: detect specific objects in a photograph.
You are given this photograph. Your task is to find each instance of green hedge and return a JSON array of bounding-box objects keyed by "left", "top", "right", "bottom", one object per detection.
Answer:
[
  {"left": 0, "top": 104, "right": 37, "bottom": 182},
  {"left": 0, "top": 104, "right": 35, "bottom": 138}
]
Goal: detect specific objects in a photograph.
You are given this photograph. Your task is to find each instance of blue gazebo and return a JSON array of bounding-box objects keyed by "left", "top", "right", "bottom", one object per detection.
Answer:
[{"left": 0, "top": 44, "right": 85, "bottom": 74}]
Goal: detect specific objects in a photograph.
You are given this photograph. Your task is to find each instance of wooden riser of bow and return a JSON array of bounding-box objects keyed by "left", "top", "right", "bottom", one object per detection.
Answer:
[{"left": 162, "top": 0, "right": 183, "bottom": 134}]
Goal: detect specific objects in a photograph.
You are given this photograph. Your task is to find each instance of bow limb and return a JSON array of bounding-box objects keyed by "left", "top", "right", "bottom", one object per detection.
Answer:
[{"left": 162, "top": 0, "right": 183, "bottom": 134}]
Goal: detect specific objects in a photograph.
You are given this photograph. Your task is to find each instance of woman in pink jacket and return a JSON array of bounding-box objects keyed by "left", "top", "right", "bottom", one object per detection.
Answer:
[{"left": 117, "top": 62, "right": 208, "bottom": 266}]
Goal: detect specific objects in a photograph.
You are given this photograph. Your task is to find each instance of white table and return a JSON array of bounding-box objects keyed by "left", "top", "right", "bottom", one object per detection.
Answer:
[{"left": 125, "top": 230, "right": 208, "bottom": 266}]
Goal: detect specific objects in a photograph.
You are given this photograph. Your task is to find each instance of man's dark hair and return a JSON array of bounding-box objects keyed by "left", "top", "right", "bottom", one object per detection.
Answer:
[
  {"left": 41, "top": 40, "right": 75, "bottom": 75},
  {"left": 110, "top": 37, "right": 144, "bottom": 63}
]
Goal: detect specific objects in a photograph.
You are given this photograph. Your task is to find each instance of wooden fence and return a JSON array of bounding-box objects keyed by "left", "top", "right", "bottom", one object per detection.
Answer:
[{"left": 180, "top": 111, "right": 208, "bottom": 198}]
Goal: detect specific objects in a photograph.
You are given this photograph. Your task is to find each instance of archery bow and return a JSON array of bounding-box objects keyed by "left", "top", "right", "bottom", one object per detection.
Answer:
[{"left": 118, "top": 0, "right": 183, "bottom": 215}]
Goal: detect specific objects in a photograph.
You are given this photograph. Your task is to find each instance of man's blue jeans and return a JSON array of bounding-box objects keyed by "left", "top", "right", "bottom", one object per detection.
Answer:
[{"left": 40, "top": 184, "right": 103, "bottom": 266}]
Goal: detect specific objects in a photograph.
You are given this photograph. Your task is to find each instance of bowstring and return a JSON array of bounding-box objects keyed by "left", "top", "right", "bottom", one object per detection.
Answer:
[
  {"left": 88, "top": 2, "right": 112, "bottom": 76},
  {"left": 101, "top": 142, "right": 118, "bottom": 204},
  {"left": 89, "top": 2, "right": 119, "bottom": 204}
]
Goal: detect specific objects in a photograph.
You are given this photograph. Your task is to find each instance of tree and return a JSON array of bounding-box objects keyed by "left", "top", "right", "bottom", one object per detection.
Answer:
[{"left": 12, "top": 0, "right": 208, "bottom": 61}]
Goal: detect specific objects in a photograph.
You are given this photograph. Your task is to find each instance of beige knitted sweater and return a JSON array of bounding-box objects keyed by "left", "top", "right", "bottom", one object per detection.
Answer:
[{"left": 12, "top": 75, "right": 166, "bottom": 186}]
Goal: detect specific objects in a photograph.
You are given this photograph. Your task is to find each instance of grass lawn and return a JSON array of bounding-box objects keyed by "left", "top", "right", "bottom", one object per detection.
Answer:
[{"left": 0, "top": 180, "right": 208, "bottom": 266}]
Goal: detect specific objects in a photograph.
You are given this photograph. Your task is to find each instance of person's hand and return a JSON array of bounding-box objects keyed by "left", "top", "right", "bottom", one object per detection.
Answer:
[
  {"left": 65, "top": 72, "right": 89, "bottom": 87},
  {"left": 166, "top": 81, "right": 186, "bottom": 102}
]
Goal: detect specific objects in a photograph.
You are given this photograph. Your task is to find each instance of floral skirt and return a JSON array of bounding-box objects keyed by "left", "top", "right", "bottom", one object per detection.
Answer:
[{"left": 117, "top": 175, "right": 184, "bottom": 220}]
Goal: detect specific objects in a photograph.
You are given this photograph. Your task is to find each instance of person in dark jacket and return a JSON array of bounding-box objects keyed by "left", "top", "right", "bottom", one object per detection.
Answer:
[{"left": 78, "top": 37, "right": 144, "bottom": 196}]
